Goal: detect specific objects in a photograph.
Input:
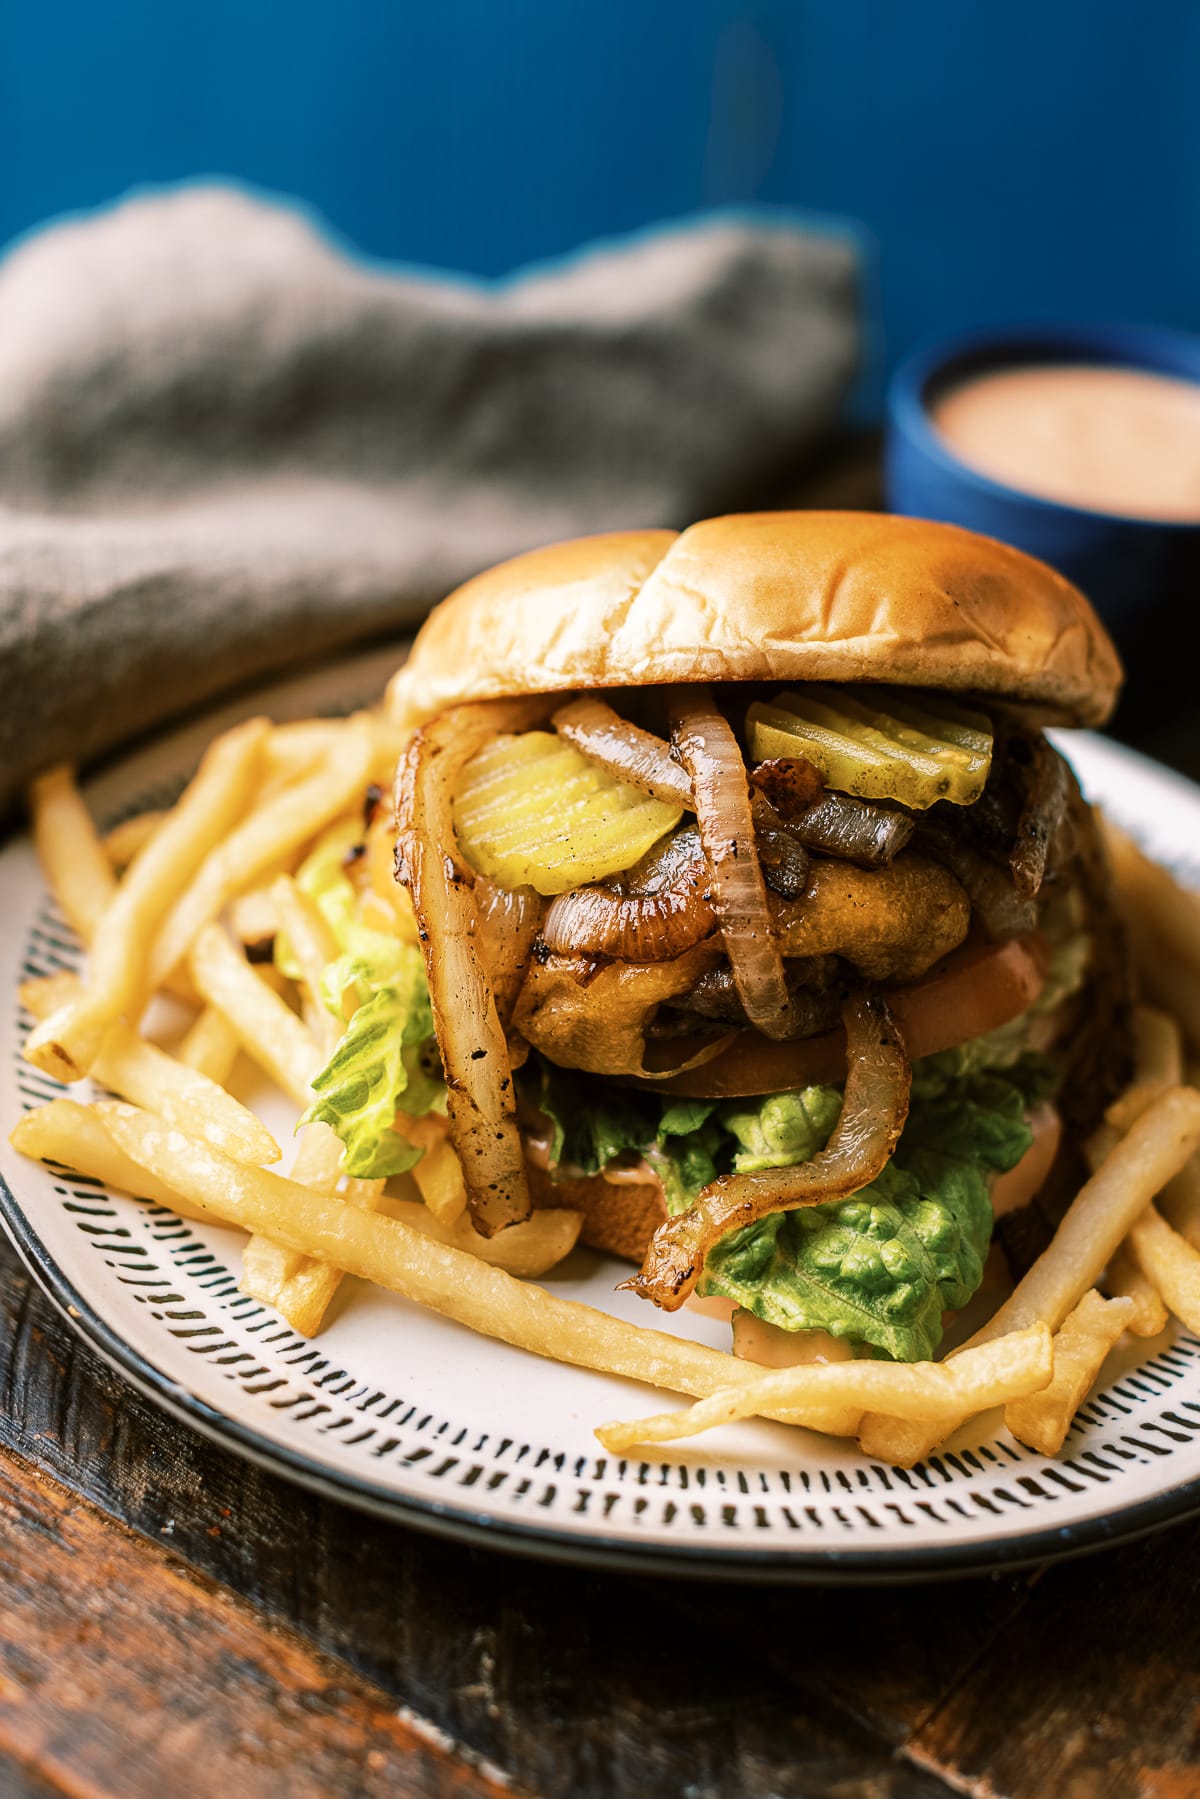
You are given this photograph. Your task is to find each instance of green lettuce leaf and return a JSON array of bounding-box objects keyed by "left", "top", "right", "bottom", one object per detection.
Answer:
[
  {"left": 532, "top": 1073, "right": 730, "bottom": 1214},
  {"left": 648, "top": 1101, "right": 725, "bottom": 1214},
  {"left": 317, "top": 919, "right": 420, "bottom": 1019},
  {"left": 722, "top": 1086, "right": 842, "bottom": 1172},
  {"left": 534, "top": 1059, "right": 658, "bottom": 1174},
  {"left": 530, "top": 1047, "right": 1040, "bottom": 1363},
  {"left": 286, "top": 833, "right": 446, "bottom": 1177},
  {"left": 301, "top": 941, "right": 443, "bottom": 1177},
  {"left": 702, "top": 1160, "right": 956, "bottom": 1360},
  {"left": 273, "top": 823, "right": 361, "bottom": 980},
  {"left": 700, "top": 1070, "right": 1035, "bottom": 1360}
]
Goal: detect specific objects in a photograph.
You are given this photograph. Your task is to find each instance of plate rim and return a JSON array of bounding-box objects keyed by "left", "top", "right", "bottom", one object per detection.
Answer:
[{"left": 6, "top": 1164, "right": 1200, "bottom": 1583}]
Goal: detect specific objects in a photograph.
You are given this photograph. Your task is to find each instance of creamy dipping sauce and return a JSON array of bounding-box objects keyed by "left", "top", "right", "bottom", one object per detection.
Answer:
[{"left": 930, "top": 363, "right": 1200, "bottom": 521}]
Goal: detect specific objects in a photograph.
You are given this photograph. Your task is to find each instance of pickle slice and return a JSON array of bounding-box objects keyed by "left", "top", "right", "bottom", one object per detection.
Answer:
[
  {"left": 747, "top": 683, "right": 992, "bottom": 808},
  {"left": 453, "top": 732, "right": 683, "bottom": 894}
]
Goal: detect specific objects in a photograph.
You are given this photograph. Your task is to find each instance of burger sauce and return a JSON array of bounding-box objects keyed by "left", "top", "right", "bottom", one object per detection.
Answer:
[{"left": 930, "top": 363, "right": 1200, "bottom": 521}]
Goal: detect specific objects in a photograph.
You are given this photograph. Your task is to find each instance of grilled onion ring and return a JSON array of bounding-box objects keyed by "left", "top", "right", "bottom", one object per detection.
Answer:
[
  {"left": 626, "top": 992, "right": 911, "bottom": 1310},
  {"left": 541, "top": 827, "right": 714, "bottom": 961},
  {"left": 670, "top": 688, "right": 797, "bottom": 1040},
  {"left": 395, "top": 696, "right": 550, "bottom": 1236}
]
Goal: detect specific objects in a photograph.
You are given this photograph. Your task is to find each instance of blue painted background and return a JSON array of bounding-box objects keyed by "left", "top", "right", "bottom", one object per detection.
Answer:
[{"left": 2, "top": 1, "right": 1197, "bottom": 410}]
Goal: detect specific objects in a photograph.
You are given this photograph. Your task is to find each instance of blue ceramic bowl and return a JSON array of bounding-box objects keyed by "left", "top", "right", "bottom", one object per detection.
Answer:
[{"left": 885, "top": 323, "right": 1200, "bottom": 648}]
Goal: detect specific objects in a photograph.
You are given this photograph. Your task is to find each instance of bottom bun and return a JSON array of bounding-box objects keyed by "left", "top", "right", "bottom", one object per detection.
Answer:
[{"left": 526, "top": 1157, "right": 665, "bottom": 1262}]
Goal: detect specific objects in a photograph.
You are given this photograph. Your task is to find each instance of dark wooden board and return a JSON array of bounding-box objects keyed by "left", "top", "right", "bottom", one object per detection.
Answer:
[
  {"left": 0, "top": 1439, "right": 512, "bottom": 1799},
  {"left": 9, "top": 1222, "right": 1200, "bottom": 1797},
  {"left": 0, "top": 1237, "right": 951, "bottom": 1799}
]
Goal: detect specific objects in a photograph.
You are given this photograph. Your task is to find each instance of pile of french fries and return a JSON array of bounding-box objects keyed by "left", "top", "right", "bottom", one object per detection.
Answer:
[{"left": 11, "top": 713, "right": 1200, "bottom": 1469}]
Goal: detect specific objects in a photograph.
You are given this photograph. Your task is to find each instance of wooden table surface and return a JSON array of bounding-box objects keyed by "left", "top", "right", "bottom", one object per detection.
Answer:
[{"left": 5, "top": 447, "right": 1200, "bottom": 1799}]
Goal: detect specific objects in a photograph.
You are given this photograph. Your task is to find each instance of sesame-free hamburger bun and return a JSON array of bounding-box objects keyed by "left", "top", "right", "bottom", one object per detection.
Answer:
[{"left": 388, "top": 511, "right": 1122, "bottom": 733}]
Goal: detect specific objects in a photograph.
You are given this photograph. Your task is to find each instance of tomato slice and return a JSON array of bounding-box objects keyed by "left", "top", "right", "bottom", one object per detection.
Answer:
[{"left": 636, "top": 932, "right": 1049, "bottom": 1098}]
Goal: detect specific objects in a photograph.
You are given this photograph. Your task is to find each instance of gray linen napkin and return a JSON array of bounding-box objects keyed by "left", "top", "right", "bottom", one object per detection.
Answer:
[{"left": 0, "top": 186, "right": 859, "bottom": 812}]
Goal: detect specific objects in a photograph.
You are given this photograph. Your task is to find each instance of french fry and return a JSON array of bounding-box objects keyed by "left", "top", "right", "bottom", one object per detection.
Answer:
[
  {"left": 412, "top": 1136, "right": 468, "bottom": 1225},
  {"left": 270, "top": 876, "right": 339, "bottom": 1033},
  {"left": 859, "top": 1085, "right": 1200, "bottom": 1465},
  {"left": 257, "top": 1165, "right": 572, "bottom": 1338},
  {"left": 264, "top": 1212, "right": 386, "bottom": 1335},
  {"left": 103, "top": 810, "right": 167, "bottom": 869},
  {"left": 1102, "top": 817, "right": 1200, "bottom": 1050},
  {"left": 1104, "top": 1007, "right": 1184, "bottom": 1133},
  {"left": 1128, "top": 1204, "right": 1200, "bottom": 1334},
  {"left": 365, "top": 810, "right": 419, "bottom": 940},
  {"left": 265, "top": 715, "right": 402, "bottom": 789},
  {"left": 1102, "top": 816, "right": 1200, "bottom": 976},
  {"left": 18, "top": 971, "right": 79, "bottom": 1019},
  {"left": 28, "top": 764, "right": 117, "bottom": 944},
  {"left": 264, "top": 716, "right": 399, "bottom": 794},
  {"left": 290, "top": 1123, "right": 346, "bottom": 1188},
  {"left": 263, "top": 720, "right": 351, "bottom": 783},
  {"left": 1091, "top": 1009, "right": 1191, "bottom": 1332},
  {"left": 939, "top": 1087, "right": 1200, "bottom": 1340},
  {"left": 238, "top": 1122, "right": 371, "bottom": 1335},
  {"left": 19, "top": 970, "right": 279, "bottom": 1166},
  {"left": 1086, "top": 1003, "right": 1186, "bottom": 1173},
  {"left": 1004, "top": 1290, "right": 1135, "bottom": 1457},
  {"left": 596, "top": 1327, "right": 1053, "bottom": 1455},
  {"left": 254, "top": 1147, "right": 410, "bottom": 1336},
  {"left": 9, "top": 1101, "right": 207, "bottom": 1223},
  {"left": 187, "top": 924, "right": 322, "bottom": 1107},
  {"left": 88, "top": 1107, "right": 860, "bottom": 1436},
  {"left": 1105, "top": 1243, "right": 1170, "bottom": 1337},
  {"left": 148, "top": 720, "right": 373, "bottom": 986},
  {"left": 1161, "top": 1155, "right": 1200, "bottom": 1250},
  {"left": 364, "top": 714, "right": 410, "bottom": 788},
  {"left": 239, "top": 1123, "right": 345, "bottom": 1298},
  {"left": 227, "top": 884, "right": 280, "bottom": 954},
  {"left": 25, "top": 718, "right": 270, "bottom": 1081},
  {"left": 388, "top": 1197, "right": 581, "bottom": 1278},
  {"left": 95, "top": 1026, "right": 281, "bottom": 1166},
  {"left": 175, "top": 1006, "right": 241, "bottom": 1085},
  {"left": 1133, "top": 928, "right": 1200, "bottom": 1061}
]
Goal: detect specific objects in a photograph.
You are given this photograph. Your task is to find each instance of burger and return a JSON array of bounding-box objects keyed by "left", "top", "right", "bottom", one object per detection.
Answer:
[{"left": 318, "top": 512, "right": 1130, "bottom": 1369}]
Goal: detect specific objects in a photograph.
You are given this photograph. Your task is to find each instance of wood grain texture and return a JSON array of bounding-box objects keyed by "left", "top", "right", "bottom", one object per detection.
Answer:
[
  {"left": 8, "top": 1217, "right": 1200, "bottom": 1799},
  {"left": 905, "top": 1530, "right": 1200, "bottom": 1799},
  {"left": 0, "top": 1441, "right": 511, "bottom": 1799},
  {"left": 669, "top": 1570, "right": 1042, "bottom": 1751},
  {"left": 0, "top": 1239, "right": 949, "bottom": 1799}
]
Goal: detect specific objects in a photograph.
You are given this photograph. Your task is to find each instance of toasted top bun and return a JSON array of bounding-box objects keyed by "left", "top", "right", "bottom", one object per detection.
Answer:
[{"left": 387, "top": 511, "right": 1122, "bottom": 730}]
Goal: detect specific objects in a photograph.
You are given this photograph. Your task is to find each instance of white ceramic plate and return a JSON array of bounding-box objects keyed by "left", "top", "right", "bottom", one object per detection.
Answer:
[{"left": 4, "top": 646, "right": 1200, "bottom": 1582}]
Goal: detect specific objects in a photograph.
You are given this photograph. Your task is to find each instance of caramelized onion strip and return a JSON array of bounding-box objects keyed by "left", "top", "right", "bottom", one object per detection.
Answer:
[
  {"left": 475, "top": 877, "right": 547, "bottom": 1027},
  {"left": 1011, "top": 734, "right": 1071, "bottom": 899},
  {"left": 552, "top": 697, "right": 693, "bottom": 808},
  {"left": 787, "top": 792, "right": 915, "bottom": 867},
  {"left": 627, "top": 993, "right": 911, "bottom": 1309},
  {"left": 541, "top": 827, "right": 714, "bottom": 960},
  {"left": 749, "top": 760, "right": 913, "bottom": 868},
  {"left": 670, "top": 688, "right": 795, "bottom": 1039},
  {"left": 395, "top": 697, "right": 549, "bottom": 1235}
]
